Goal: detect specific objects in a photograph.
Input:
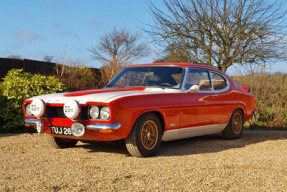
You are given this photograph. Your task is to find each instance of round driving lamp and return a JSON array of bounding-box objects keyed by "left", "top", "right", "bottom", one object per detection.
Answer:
[
  {"left": 30, "top": 99, "right": 45, "bottom": 118},
  {"left": 100, "top": 107, "right": 110, "bottom": 120},
  {"left": 89, "top": 106, "right": 99, "bottom": 119},
  {"left": 71, "top": 123, "right": 85, "bottom": 137},
  {"left": 25, "top": 104, "right": 33, "bottom": 116},
  {"left": 63, "top": 100, "right": 80, "bottom": 119}
]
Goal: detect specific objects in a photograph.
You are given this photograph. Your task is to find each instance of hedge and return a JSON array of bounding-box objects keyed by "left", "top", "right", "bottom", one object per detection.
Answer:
[{"left": 0, "top": 69, "right": 68, "bottom": 133}]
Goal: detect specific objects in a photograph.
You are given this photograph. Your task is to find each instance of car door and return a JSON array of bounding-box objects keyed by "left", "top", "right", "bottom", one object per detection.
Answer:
[
  {"left": 180, "top": 68, "right": 229, "bottom": 131},
  {"left": 209, "top": 71, "right": 231, "bottom": 124}
]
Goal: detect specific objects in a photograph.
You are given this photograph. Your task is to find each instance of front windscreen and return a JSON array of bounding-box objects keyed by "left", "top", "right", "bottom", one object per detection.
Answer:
[{"left": 106, "top": 66, "right": 184, "bottom": 89}]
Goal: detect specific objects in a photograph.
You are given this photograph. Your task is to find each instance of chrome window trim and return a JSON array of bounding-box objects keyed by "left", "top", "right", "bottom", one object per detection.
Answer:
[
  {"left": 182, "top": 67, "right": 230, "bottom": 93},
  {"left": 209, "top": 71, "right": 230, "bottom": 93},
  {"left": 208, "top": 71, "right": 214, "bottom": 91},
  {"left": 181, "top": 67, "right": 190, "bottom": 91}
]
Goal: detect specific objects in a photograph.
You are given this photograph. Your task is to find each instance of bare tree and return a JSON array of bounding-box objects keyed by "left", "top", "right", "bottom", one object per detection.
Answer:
[
  {"left": 148, "top": 0, "right": 287, "bottom": 72},
  {"left": 8, "top": 55, "right": 21, "bottom": 59},
  {"left": 89, "top": 28, "right": 149, "bottom": 84},
  {"left": 43, "top": 55, "right": 54, "bottom": 62},
  {"left": 154, "top": 42, "right": 194, "bottom": 63}
]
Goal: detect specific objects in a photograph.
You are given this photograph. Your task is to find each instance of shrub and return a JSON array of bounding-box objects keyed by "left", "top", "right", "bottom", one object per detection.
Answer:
[
  {"left": 0, "top": 69, "right": 68, "bottom": 133},
  {"left": 54, "top": 62, "right": 101, "bottom": 91},
  {"left": 0, "top": 92, "right": 6, "bottom": 132},
  {"left": 232, "top": 75, "right": 287, "bottom": 129}
]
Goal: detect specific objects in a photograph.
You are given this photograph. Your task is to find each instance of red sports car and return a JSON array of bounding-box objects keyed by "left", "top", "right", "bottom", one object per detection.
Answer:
[{"left": 23, "top": 63, "right": 255, "bottom": 157}]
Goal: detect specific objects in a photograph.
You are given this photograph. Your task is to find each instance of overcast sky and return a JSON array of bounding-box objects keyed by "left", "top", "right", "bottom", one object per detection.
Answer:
[{"left": 0, "top": 0, "right": 286, "bottom": 74}]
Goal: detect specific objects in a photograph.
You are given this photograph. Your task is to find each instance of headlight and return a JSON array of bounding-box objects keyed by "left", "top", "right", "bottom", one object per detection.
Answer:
[
  {"left": 89, "top": 106, "right": 99, "bottom": 119},
  {"left": 31, "top": 99, "right": 45, "bottom": 118},
  {"left": 100, "top": 107, "right": 110, "bottom": 120},
  {"left": 63, "top": 100, "right": 80, "bottom": 119},
  {"left": 25, "top": 104, "right": 33, "bottom": 116}
]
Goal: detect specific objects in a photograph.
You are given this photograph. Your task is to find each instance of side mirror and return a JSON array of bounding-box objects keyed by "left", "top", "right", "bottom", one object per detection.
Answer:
[{"left": 186, "top": 85, "right": 199, "bottom": 93}]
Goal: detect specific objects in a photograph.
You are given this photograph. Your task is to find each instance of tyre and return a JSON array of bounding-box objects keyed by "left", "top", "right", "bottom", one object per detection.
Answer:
[
  {"left": 222, "top": 109, "right": 244, "bottom": 139},
  {"left": 45, "top": 134, "right": 78, "bottom": 148},
  {"left": 125, "top": 113, "right": 163, "bottom": 157}
]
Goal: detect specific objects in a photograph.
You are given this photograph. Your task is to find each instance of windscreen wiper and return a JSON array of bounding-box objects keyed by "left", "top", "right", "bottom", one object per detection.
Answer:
[{"left": 105, "top": 84, "right": 125, "bottom": 88}]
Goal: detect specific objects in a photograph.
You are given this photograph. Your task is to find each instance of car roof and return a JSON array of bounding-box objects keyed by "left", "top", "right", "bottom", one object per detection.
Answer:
[{"left": 128, "top": 63, "right": 225, "bottom": 75}]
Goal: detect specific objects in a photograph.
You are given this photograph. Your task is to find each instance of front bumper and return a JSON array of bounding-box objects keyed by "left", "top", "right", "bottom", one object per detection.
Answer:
[
  {"left": 24, "top": 118, "right": 121, "bottom": 133},
  {"left": 86, "top": 123, "right": 121, "bottom": 130},
  {"left": 25, "top": 118, "right": 38, "bottom": 126}
]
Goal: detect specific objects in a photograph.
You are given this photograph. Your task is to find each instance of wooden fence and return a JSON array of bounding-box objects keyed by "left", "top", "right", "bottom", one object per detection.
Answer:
[
  {"left": 0, "top": 58, "right": 57, "bottom": 80},
  {"left": 0, "top": 58, "right": 99, "bottom": 81}
]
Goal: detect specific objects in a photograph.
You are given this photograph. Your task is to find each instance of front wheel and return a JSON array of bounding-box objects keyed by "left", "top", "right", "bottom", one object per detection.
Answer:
[
  {"left": 125, "top": 113, "right": 162, "bottom": 157},
  {"left": 45, "top": 134, "right": 78, "bottom": 148},
  {"left": 222, "top": 109, "right": 244, "bottom": 139}
]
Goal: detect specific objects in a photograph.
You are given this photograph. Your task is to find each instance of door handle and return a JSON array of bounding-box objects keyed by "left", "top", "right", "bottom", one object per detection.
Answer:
[{"left": 212, "top": 94, "right": 219, "bottom": 97}]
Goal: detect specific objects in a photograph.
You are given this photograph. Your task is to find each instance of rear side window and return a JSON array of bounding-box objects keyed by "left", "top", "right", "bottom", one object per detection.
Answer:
[
  {"left": 185, "top": 69, "right": 211, "bottom": 91},
  {"left": 211, "top": 72, "right": 227, "bottom": 90}
]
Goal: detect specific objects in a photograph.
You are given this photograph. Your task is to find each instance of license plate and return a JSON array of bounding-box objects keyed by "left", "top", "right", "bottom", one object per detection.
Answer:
[{"left": 51, "top": 126, "right": 72, "bottom": 135}]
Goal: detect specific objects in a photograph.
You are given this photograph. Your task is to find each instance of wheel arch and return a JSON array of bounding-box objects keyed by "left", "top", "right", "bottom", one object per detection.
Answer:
[
  {"left": 133, "top": 110, "right": 165, "bottom": 133},
  {"left": 233, "top": 107, "right": 245, "bottom": 123},
  {"left": 151, "top": 111, "right": 165, "bottom": 133},
  {"left": 230, "top": 104, "right": 246, "bottom": 121}
]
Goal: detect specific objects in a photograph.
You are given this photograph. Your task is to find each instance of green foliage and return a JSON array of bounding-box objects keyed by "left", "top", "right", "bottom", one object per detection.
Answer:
[
  {"left": 0, "top": 92, "right": 6, "bottom": 132},
  {"left": 232, "top": 75, "right": 287, "bottom": 129},
  {"left": 0, "top": 69, "right": 67, "bottom": 132}
]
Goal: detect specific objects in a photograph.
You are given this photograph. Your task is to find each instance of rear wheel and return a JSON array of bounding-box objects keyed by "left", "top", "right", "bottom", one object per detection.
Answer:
[
  {"left": 125, "top": 113, "right": 162, "bottom": 157},
  {"left": 222, "top": 109, "right": 244, "bottom": 139},
  {"left": 45, "top": 134, "right": 78, "bottom": 148}
]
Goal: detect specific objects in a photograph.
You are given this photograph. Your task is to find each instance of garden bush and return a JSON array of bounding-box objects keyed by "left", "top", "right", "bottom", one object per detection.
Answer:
[
  {"left": 232, "top": 75, "right": 287, "bottom": 129},
  {"left": 0, "top": 69, "right": 68, "bottom": 133},
  {"left": 54, "top": 62, "right": 101, "bottom": 91}
]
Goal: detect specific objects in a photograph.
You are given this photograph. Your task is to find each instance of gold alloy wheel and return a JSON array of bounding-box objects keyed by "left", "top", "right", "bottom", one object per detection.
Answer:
[
  {"left": 140, "top": 120, "right": 159, "bottom": 150},
  {"left": 232, "top": 112, "right": 243, "bottom": 135}
]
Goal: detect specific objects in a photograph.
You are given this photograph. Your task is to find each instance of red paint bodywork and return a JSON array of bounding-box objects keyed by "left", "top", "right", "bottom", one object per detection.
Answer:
[{"left": 23, "top": 63, "right": 255, "bottom": 141}]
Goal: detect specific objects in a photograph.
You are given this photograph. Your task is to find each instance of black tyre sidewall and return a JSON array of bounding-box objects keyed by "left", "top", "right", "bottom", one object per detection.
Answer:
[
  {"left": 230, "top": 109, "right": 244, "bottom": 139},
  {"left": 222, "top": 109, "right": 244, "bottom": 139},
  {"left": 134, "top": 114, "right": 163, "bottom": 157}
]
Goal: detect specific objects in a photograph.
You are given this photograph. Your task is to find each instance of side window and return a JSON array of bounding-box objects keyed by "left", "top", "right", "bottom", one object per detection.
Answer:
[
  {"left": 211, "top": 72, "right": 227, "bottom": 90},
  {"left": 185, "top": 69, "right": 211, "bottom": 91}
]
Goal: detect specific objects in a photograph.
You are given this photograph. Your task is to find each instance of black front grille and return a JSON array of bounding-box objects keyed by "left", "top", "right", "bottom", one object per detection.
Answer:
[
  {"left": 45, "top": 106, "right": 88, "bottom": 119},
  {"left": 45, "top": 107, "right": 65, "bottom": 118}
]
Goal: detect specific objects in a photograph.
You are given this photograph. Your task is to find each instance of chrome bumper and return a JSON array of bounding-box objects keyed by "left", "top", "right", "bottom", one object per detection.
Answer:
[
  {"left": 25, "top": 118, "right": 43, "bottom": 133},
  {"left": 86, "top": 123, "right": 121, "bottom": 130},
  {"left": 25, "top": 118, "right": 121, "bottom": 131},
  {"left": 25, "top": 118, "right": 38, "bottom": 126}
]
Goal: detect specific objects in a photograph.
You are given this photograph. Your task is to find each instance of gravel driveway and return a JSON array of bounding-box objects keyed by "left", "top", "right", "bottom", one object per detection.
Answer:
[{"left": 1, "top": 131, "right": 287, "bottom": 191}]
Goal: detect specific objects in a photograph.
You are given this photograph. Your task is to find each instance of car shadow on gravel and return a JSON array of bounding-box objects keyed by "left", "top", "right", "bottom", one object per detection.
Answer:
[
  {"left": 76, "top": 131, "right": 287, "bottom": 157},
  {"left": 157, "top": 131, "right": 287, "bottom": 157},
  {"left": 78, "top": 141, "right": 128, "bottom": 155},
  {"left": 0, "top": 133, "right": 21, "bottom": 138}
]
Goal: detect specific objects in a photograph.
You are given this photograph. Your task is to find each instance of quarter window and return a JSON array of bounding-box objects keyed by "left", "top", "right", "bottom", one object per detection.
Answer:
[
  {"left": 211, "top": 73, "right": 227, "bottom": 90},
  {"left": 185, "top": 69, "right": 211, "bottom": 91}
]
